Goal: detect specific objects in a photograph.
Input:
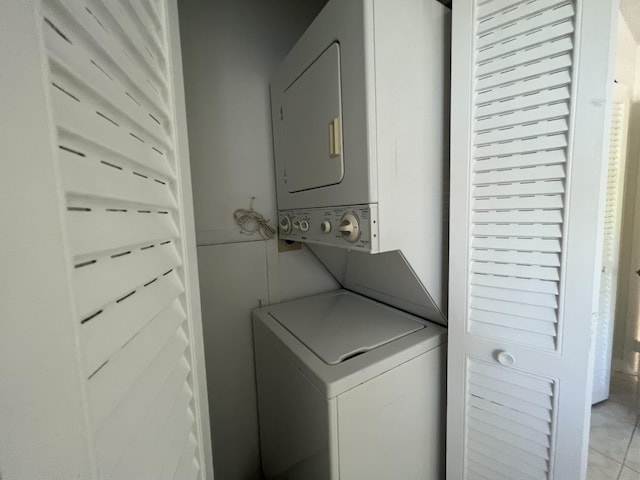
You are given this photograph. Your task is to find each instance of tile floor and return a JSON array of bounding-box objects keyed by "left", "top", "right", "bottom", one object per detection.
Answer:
[{"left": 588, "top": 372, "right": 640, "bottom": 480}]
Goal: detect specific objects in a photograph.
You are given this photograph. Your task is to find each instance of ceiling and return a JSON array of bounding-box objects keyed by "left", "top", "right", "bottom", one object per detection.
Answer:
[{"left": 620, "top": 0, "right": 640, "bottom": 44}]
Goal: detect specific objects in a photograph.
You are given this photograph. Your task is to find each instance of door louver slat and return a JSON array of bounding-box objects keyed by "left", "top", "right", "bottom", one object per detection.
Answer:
[
  {"left": 156, "top": 416, "right": 196, "bottom": 480},
  {"left": 73, "top": 241, "right": 181, "bottom": 318},
  {"left": 476, "top": 102, "right": 570, "bottom": 132},
  {"left": 473, "top": 195, "right": 564, "bottom": 211},
  {"left": 477, "top": 0, "right": 529, "bottom": 19},
  {"left": 476, "top": 19, "right": 574, "bottom": 63},
  {"left": 467, "top": 460, "right": 510, "bottom": 480},
  {"left": 470, "top": 311, "right": 556, "bottom": 341},
  {"left": 471, "top": 249, "right": 560, "bottom": 267},
  {"left": 128, "top": 1, "right": 166, "bottom": 55},
  {"left": 470, "top": 440, "right": 548, "bottom": 478},
  {"left": 476, "top": 119, "right": 569, "bottom": 146},
  {"left": 469, "top": 417, "right": 550, "bottom": 456},
  {"left": 41, "top": 1, "right": 205, "bottom": 477},
  {"left": 52, "top": 88, "right": 174, "bottom": 179},
  {"left": 479, "top": 81, "right": 571, "bottom": 114},
  {"left": 142, "top": 394, "right": 195, "bottom": 480},
  {"left": 82, "top": 270, "right": 184, "bottom": 374},
  {"left": 45, "top": 26, "right": 169, "bottom": 147},
  {"left": 96, "top": 1, "right": 167, "bottom": 87},
  {"left": 476, "top": 53, "right": 572, "bottom": 92},
  {"left": 471, "top": 261, "right": 559, "bottom": 281},
  {"left": 174, "top": 435, "right": 199, "bottom": 480},
  {"left": 477, "top": 3, "right": 574, "bottom": 48},
  {"left": 470, "top": 0, "right": 575, "bottom": 355},
  {"left": 105, "top": 363, "right": 191, "bottom": 478},
  {"left": 95, "top": 351, "right": 190, "bottom": 475},
  {"left": 466, "top": 360, "right": 555, "bottom": 477},
  {"left": 471, "top": 273, "right": 559, "bottom": 294},
  {"left": 472, "top": 210, "right": 563, "bottom": 225},
  {"left": 477, "top": 85, "right": 571, "bottom": 116},
  {"left": 471, "top": 297, "right": 557, "bottom": 324},
  {"left": 471, "top": 285, "right": 558, "bottom": 308},
  {"left": 60, "top": 149, "right": 177, "bottom": 209},
  {"left": 468, "top": 429, "right": 548, "bottom": 466},
  {"left": 476, "top": 37, "right": 573, "bottom": 78},
  {"left": 474, "top": 164, "right": 565, "bottom": 185},
  {"left": 48, "top": 0, "right": 166, "bottom": 110},
  {"left": 472, "top": 237, "right": 561, "bottom": 254},
  {"left": 468, "top": 396, "right": 550, "bottom": 434},
  {"left": 67, "top": 208, "right": 178, "bottom": 257},
  {"left": 141, "top": 0, "right": 164, "bottom": 31},
  {"left": 88, "top": 301, "right": 186, "bottom": 427},
  {"left": 470, "top": 322, "right": 555, "bottom": 349},
  {"left": 475, "top": 133, "right": 568, "bottom": 158},
  {"left": 474, "top": 179, "right": 565, "bottom": 197},
  {"left": 472, "top": 223, "right": 562, "bottom": 239},
  {"left": 468, "top": 448, "right": 545, "bottom": 480},
  {"left": 111, "top": 384, "right": 193, "bottom": 479},
  {"left": 477, "top": 0, "right": 569, "bottom": 33}
]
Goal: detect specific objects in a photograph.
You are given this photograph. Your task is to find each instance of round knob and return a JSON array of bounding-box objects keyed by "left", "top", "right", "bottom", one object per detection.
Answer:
[
  {"left": 320, "top": 221, "right": 331, "bottom": 233},
  {"left": 338, "top": 213, "right": 360, "bottom": 243},
  {"left": 495, "top": 350, "right": 516, "bottom": 367},
  {"left": 279, "top": 215, "right": 292, "bottom": 234},
  {"left": 299, "top": 220, "right": 310, "bottom": 232}
]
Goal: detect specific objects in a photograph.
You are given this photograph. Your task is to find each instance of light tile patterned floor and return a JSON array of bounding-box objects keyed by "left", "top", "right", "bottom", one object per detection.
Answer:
[{"left": 588, "top": 372, "right": 640, "bottom": 480}]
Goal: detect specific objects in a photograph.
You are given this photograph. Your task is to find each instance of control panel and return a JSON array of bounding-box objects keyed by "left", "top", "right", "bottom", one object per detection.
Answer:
[{"left": 278, "top": 205, "right": 379, "bottom": 252}]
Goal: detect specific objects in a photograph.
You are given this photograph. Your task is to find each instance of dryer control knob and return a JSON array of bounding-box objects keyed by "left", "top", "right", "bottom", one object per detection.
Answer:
[
  {"left": 279, "top": 215, "right": 292, "bottom": 234},
  {"left": 320, "top": 221, "right": 331, "bottom": 233},
  {"left": 338, "top": 213, "right": 360, "bottom": 243}
]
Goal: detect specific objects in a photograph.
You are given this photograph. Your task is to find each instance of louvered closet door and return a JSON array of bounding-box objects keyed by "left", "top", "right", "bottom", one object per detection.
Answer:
[
  {"left": 38, "top": 1, "right": 212, "bottom": 478},
  {"left": 448, "top": 1, "right": 617, "bottom": 479},
  {"left": 593, "top": 84, "right": 630, "bottom": 404}
]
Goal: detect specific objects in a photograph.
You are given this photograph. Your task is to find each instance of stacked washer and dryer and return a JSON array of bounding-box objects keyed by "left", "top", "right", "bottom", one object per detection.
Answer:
[{"left": 253, "top": 0, "right": 451, "bottom": 478}]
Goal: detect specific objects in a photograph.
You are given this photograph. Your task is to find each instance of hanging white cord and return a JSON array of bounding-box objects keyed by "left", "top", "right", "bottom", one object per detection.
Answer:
[{"left": 233, "top": 197, "right": 276, "bottom": 240}]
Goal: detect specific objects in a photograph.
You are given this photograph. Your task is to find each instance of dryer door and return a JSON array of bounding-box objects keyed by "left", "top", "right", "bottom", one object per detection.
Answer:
[{"left": 282, "top": 42, "right": 344, "bottom": 193}]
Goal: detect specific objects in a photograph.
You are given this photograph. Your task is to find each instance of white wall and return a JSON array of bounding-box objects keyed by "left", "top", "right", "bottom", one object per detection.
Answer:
[
  {"left": 613, "top": 12, "right": 640, "bottom": 373},
  {"left": 178, "top": 2, "right": 338, "bottom": 478}
]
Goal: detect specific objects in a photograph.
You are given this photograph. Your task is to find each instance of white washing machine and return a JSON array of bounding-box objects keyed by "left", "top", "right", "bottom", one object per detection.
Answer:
[{"left": 253, "top": 290, "right": 446, "bottom": 479}]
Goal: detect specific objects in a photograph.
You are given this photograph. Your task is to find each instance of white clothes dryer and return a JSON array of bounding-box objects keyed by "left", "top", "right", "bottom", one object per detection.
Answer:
[
  {"left": 253, "top": 290, "right": 446, "bottom": 479},
  {"left": 269, "top": 0, "right": 451, "bottom": 324}
]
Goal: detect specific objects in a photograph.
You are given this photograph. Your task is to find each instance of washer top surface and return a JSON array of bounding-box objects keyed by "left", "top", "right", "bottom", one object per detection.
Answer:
[{"left": 267, "top": 290, "right": 424, "bottom": 365}]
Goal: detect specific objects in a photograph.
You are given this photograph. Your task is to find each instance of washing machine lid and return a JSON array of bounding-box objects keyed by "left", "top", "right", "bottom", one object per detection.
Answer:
[{"left": 268, "top": 291, "right": 424, "bottom": 365}]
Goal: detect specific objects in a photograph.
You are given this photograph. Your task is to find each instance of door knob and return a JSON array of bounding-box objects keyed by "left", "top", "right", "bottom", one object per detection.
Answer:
[
  {"left": 636, "top": 268, "right": 640, "bottom": 277},
  {"left": 495, "top": 350, "right": 516, "bottom": 367}
]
